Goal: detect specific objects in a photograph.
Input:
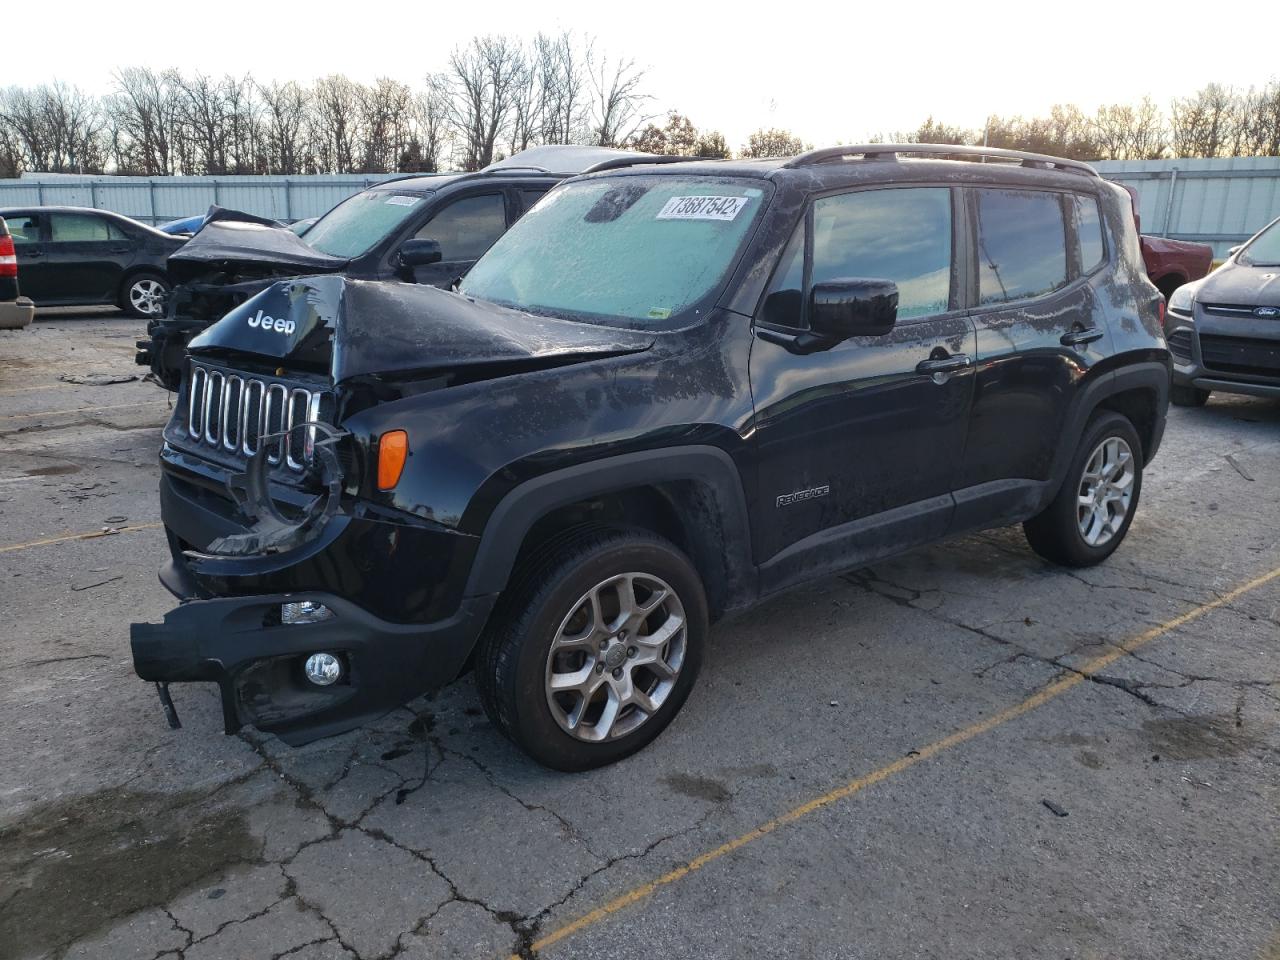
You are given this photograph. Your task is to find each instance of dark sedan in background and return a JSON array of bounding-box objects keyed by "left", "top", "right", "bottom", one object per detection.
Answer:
[
  {"left": 1165, "top": 214, "right": 1280, "bottom": 405},
  {"left": 0, "top": 206, "right": 185, "bottom": 318}
]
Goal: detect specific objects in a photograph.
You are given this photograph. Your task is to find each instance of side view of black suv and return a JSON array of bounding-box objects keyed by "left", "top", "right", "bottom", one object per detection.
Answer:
[
  {"left": 136, "top": 145, "right": 674, "bottom": 388},
  {"left": 131, "top": 144, "right": 1170, "bottom": 770}
]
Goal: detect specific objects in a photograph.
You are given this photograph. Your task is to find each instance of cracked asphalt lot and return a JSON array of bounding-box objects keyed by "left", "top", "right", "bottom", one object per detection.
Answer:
[{"left": 3, "top": 313, "right": 1278, "bottom": 960}]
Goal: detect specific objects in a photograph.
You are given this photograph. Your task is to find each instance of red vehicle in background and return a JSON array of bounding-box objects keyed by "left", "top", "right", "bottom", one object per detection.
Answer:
[{"left": 1116, "top": 183, "right": 1213, "bottom": 299}]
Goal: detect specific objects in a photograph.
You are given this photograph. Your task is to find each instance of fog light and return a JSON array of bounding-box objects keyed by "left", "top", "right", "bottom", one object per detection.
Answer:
[
  {"left": 304, "top": 652, "right": 343, "bottom": 686},
  {"left": 282, "top": 601, "right": 332, "bottom": 624}
]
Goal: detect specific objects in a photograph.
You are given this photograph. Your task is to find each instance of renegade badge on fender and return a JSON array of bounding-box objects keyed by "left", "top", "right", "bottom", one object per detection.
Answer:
[{"left": 131, "top": 145, "right": 1170, "bottom": 770}]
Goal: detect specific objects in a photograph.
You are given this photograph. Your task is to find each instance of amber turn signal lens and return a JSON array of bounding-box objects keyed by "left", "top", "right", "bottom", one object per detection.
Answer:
[{"left": 377, "top": 430, "right": 408, "bottom": 490}]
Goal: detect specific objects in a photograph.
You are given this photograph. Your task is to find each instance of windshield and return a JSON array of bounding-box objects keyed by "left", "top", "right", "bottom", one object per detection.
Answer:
[
  {"left": 1240, "top": 217, "right": 1280, "bottom": 266},
  {"left": 460, "top": 176, "right": 769, "bottom": 325},
  {"left": 303, "top": 189, "right": 431, "bottom": 258}
]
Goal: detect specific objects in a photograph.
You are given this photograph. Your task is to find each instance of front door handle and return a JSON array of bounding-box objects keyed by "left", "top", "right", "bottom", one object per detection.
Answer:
[
  {"left": 916, "top": 353, "right": 972, "bottom": 374},
  {"left": 1060, "top": 326, "right": 1104, "bottom": 347}
]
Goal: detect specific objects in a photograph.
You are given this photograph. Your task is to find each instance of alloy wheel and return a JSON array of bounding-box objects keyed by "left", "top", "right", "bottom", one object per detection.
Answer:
[
  {"left": 129, "top": 279, "right": 167, "bottom": 317},
  {"left": 1076, "top": 436, "right": 1135, "bottom": 547},
  {"left": 544, "top": 572, "right": 687, "bottom": 742}
]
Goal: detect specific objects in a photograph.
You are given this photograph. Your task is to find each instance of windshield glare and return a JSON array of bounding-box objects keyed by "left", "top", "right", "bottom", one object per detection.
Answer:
[
  {"left": 1241, "top": 218, "right": 1280, "bottom": 266},
  {"left": 303, "top": 189, "right": 430, "bottom": 258},
  {"left": 460, "top": 176, "right": 769, "bottom": 325}
]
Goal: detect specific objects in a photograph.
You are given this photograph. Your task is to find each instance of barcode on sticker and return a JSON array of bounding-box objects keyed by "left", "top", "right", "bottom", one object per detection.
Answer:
[
  {"left": 385, "top": 195, "right": 420, "bottom": 207},
  {"left": 656, "top": 196, "right": 749, "bottom": 221}
]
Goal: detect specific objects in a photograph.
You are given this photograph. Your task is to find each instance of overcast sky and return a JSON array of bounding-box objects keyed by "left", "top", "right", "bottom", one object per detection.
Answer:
[{"left": 9, "top": 0, "right": 1279, "bottom": 149}]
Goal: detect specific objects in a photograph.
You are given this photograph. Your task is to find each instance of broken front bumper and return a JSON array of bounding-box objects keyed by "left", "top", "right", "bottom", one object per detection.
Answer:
[{"left": 131, "top": 591, "right": 494, "bottom": 745}]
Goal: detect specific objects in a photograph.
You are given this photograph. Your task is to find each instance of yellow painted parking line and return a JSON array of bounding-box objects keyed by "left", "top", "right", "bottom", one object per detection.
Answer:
[
  {"left": 519, "top": 563, "right": 1280, "bottom": 958},
  {"left": 0, "top": 522, "right": 163, "bottom": 555},
  {"left": 0, "top": 399, "right": 168, "bottom": 421}
]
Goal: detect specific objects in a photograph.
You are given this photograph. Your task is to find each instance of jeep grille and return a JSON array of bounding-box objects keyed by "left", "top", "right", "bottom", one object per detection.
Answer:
[{"left": 187, "top": 363, "right": 321, "bottom": 472}]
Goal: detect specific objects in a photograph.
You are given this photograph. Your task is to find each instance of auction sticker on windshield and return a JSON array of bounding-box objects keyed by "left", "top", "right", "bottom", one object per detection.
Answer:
[
  {"left": 656, "top": 196, "right": 750, "bottom": 221},
  {"left": 384, "top": 195, "right": 421, "bottom": 207}
]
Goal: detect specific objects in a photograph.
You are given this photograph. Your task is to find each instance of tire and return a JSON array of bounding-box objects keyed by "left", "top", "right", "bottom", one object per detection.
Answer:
[
  {"left": 1023, "top": 411, "right": 1144, "bottom": 568},
  {"left": 475, "top": 526, "right": 708, "bottom": 771},
  {"left": 1170, "top": 385, "right": 1210, "bottom": 407},
  {"left": 120, "top": 272, "right": 170, "bottom": 319}
]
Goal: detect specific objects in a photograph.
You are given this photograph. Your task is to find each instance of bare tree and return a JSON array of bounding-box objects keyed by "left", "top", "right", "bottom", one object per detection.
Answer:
[
  {"left": 258, "top": 80, "right": 311, "bottom": 174},
  {"left": 537, "top": 31, "right": 590, "bottom": 144},
  {"left": 358, "top": 78, "right": 414, "bottom": 173},
  {"left": 0, "top": 82, "right": 107, "bottom": 173},
  {"left": 310, "top": 75, "right": 365, "bottom": 173},
  {"left": 589, "top": 51, "right": 652, "bottom": 147},
  {"left": 1171, "top": 83, "right": 1238, "bottom": 158},
  {"left": 107, "top": 67, "right": 182, "bottom": 174},
  {"left": 446, "top": 35, "right": 528, "bottom": 170}
]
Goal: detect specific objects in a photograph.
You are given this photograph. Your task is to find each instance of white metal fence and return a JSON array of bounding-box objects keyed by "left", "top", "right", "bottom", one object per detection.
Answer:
[
  {"left": 4, "top": 161, "right": 1280, "bottom": 256},
  {"left": 0, "top": 173, "right": 441, "bottom": 227},
  {"left": 1094, "top": 157, "right": 1280, "bottom": 257}
]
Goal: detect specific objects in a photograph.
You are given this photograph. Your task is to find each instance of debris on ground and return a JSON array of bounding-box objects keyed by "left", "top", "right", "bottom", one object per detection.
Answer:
[
  {"left": 1042, "top": 799, "right": 1069, "bottom": 817},
  {"left": 58, "top": 373, "right": 140, "bottom": 386},
  {"left": 1224, "top": 454, "right": 1255, "bottom": 482}
]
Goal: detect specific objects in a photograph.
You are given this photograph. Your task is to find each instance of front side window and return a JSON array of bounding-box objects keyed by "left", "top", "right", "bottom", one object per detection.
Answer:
[
  {"left": 304, "top": 189, "right": 433, "bottom": 259},
  {"left": 50, "top": 213, "right": 112, "bottom": 242},
  {"left": 1240, "top": 218, "right": 1280, "bottom": 266},
  {"left": 1075, "top": 195, "right": 1106, "bottom": 273},
  {"left": 812, "top": 188, "right": 952, "bottom": 321},
  {"left": 461, "top": 176, "right": 769, "bottom": 326},
  {"left": 414, "top": 194, "right": 506, "bottom": 261},
  {"left": 977, "top": 189, "right": 1068, "bottom": 304}
]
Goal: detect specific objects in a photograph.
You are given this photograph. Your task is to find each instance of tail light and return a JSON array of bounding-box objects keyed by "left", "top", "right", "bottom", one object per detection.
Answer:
[
  {"left": 1157, "top": 299, "right": 1167, "bottom": 329},
  {"left": 0, "top": 234, "right": 16, "bottom": 278}
]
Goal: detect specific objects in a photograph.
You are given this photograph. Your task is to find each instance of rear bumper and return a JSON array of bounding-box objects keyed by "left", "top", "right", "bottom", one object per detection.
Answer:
[
  {"left": 0, "top": 297, "right": 34, "bottom": 330},
  {"left": 131, "top": 591, "right": 494, "bottom": 744}
]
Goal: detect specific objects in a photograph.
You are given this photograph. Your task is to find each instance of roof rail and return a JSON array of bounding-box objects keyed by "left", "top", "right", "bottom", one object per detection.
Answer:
[
  {"left": 582, "top": 154, "right": 688, "bottom": 174},
  {"left": 782, "top": 143, "right": 1099, "bottom": 178}
]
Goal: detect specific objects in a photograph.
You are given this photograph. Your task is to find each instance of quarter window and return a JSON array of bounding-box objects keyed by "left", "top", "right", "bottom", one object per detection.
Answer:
[
  {"left": 760, "top": 221, "right": 805, "bottom": 328},
  {"left": 1074, "top": 195, "right": 1106, "bottom": 273},
  {"left": 812, "top": 188, "right": 952, "bottom": 322},
  {"left": 415, "top": 194, "right": 507, "bottom": 261},
  {"left": 976, "top": 189, "right": 1068, "bottom": 304}
]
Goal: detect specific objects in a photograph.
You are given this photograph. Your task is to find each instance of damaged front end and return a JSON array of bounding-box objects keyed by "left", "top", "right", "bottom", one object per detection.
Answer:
[{"left": 131, "top": 273, "right": 651, "bottom": 744}]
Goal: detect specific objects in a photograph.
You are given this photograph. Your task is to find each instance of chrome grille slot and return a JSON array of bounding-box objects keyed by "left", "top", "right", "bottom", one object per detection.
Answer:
[{"left": 184, "top": 363, "right": 323, "bottom": 473}]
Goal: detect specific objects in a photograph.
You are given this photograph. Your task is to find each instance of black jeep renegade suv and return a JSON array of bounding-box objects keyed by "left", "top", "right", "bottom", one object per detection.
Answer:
[{"left": 131, "top": 144, "right": 1170, "bottom": 770}]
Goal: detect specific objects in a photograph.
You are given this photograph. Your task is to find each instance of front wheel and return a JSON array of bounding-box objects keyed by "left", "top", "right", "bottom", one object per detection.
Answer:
[
  {"left": 475, "top": 528, "right": 707, "bottom": 771},
  {"left": 1024, "top": 411, "right": 1144, "bottom": 568},
  {"left": 121, "top": 273, "right": 170, "bottom": 319}
]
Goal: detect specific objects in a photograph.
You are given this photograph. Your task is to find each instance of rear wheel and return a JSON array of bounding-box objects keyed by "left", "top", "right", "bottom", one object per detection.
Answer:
[
  {"left": 1170, "top": 385, "right": 1210, "bottom": 407},
  {"left": 475, "top": 527, "right": 707, "bottom": 771},
  {"left": 1024, "top": 411, "right": 1143, "bottom": 568},
  {"left": 121, "top": 272, "right": 170, "bottom": 319}
]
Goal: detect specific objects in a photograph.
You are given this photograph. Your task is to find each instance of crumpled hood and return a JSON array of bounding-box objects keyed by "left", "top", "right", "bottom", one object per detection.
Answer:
[
  {"left": 167, "top": 207, "right": 347, "bottom": 282},
  {"left": 1194, "top": 260, "right": 1280, "bottom": 307},
  {"left": 188, "top": 275, "right": 654, "bottom": 383}
]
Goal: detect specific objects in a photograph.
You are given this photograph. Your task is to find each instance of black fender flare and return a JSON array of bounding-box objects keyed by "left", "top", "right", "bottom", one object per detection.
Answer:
[
  {"left": 462, "top": 446, "right": 756, "bottom": 611},
  {"left": 1046, "top": 359, "right": 1170, "bottom": 499}
]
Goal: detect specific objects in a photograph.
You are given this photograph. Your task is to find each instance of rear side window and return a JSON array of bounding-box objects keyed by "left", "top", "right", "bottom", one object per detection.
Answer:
[
  {"left": 812, "top": 188, "right": 952, "bottom": 321},
  {"left": 1075, "top": 196, "right": 1106, "bottom": 273},
  {"left": 415, "top": 194, "right": 507, "bottom": 261},
  {"left": 976, "top": 189, "right": 1068, "bottom": 304},
  {"left": 7, "top": 215, "right": 41, "bottom": 244}
]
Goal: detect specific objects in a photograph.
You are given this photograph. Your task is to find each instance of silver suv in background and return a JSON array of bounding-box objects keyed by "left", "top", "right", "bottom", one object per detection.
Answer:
[{"left": 1165, "top": 215, "right": 1280, "bottom": 405}]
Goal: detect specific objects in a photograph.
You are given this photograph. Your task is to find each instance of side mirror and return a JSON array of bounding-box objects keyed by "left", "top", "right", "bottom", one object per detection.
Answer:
[
  {"left": 809, "top": 279, "right": 899, "bottom": 340},
  {"left": 398, "top": 238, "right": 443, "bottom": 268}
]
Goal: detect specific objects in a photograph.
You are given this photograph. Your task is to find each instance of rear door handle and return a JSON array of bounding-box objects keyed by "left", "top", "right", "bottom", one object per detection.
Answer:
[
  {"left": 22, "top": 250, "right": 44, "bottom": 258},
  {"left": 1060, "top": 327, "right": 1104, "bottom": 347},
  {"left": 916, "top": 354, "right": 972, "bottom": 374}
]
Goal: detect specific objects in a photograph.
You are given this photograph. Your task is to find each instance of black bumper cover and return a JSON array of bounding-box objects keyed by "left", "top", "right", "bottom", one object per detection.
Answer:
[{"left": 131, "top": 590, "right": 494, "bottom": 745}]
